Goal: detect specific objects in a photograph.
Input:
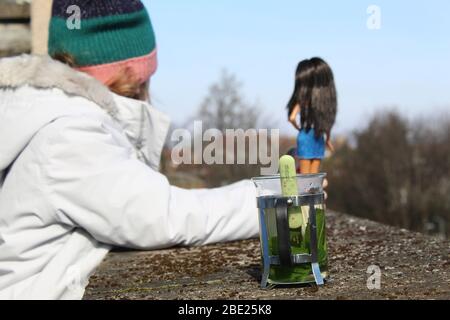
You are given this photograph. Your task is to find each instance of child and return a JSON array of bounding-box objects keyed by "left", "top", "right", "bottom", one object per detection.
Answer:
[
  {"left": 0, "top": 0, "right": 259, "bottom": 300},
  {"left": 287, "top": 57, "right": 337, "bottom": 174}
]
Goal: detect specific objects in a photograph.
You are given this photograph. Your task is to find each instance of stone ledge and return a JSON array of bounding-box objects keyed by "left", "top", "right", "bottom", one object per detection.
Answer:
[{"left": 84, "top": 211, "right": 450, "bottom": 300}]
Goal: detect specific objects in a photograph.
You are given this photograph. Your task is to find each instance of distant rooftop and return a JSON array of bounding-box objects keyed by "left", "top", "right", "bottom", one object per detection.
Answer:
[
  {"left": 0, "top": 0, "right": 31, "bottom": 57},
  {"left": 0, "top": 0, "right": 30, "bottom": 21}
]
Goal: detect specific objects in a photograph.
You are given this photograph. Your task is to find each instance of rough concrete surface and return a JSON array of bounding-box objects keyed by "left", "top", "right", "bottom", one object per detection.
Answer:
[{"left": 84, "top": 211, "right": 450, "bottom": 300}]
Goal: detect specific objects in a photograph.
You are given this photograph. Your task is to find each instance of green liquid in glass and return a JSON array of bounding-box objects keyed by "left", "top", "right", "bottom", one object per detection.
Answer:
[{"left": 265, "top": 207, "right": 328, "bottom": 284}]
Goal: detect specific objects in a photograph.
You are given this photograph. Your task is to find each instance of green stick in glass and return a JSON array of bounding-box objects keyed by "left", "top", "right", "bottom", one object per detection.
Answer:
[{"left": 279, "top": 155, "right": 304, "bottom": 229}]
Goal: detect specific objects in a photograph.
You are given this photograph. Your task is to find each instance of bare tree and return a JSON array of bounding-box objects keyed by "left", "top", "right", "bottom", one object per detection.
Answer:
[
  {"left": 168, "top": 70, "right": 274, "bottom": 187},
  {"left": 196, "top": 70, "right": 260, "bottom": 131}
]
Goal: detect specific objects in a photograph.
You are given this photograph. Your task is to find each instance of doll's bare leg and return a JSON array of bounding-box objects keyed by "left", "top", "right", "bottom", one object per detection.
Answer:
[
  {"left": 310, "top": 159, "right": 321, "bottom": 174},
  {"left": 299, "top": 159, "right": 312, "bottom": 174}
]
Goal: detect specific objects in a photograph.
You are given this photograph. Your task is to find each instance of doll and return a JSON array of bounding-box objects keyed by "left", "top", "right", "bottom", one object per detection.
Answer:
[{"left": 287, "top": 57, "right": 337, "bottom": 174}]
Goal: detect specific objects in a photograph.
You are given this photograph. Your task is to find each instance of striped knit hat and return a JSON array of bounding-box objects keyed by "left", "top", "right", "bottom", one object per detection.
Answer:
[{"left": 48, "top": 0, "right": 157, "bottom": 85}]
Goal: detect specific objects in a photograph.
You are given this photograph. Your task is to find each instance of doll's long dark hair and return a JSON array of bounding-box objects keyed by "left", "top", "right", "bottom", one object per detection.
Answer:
[{"left": 287, "top": 57, "right": 337, "bottom": 138}]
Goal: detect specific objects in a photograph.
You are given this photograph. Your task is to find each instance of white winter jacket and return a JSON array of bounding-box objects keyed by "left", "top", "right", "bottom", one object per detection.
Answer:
[{"left": 0, "top": 55, "right": 259, "bottom": 300}]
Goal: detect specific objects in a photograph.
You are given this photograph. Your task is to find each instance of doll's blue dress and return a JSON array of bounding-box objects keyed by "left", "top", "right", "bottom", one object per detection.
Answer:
[{"left": 297, "top": 128, "right": 325, "bottom": 160}]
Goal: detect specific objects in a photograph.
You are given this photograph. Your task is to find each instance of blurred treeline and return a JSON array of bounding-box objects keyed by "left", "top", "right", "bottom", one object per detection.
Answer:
[
  {"left": 162, "top": 71, "right": 449, "bottom": 238},
  {"left": 323, "top": 112, "right": 450, "bottom": 239}
]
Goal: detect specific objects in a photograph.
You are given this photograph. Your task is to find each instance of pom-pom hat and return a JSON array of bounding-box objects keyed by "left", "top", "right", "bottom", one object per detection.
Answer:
[{"left": 48, "top": 0, "right": 157, "bottom": 84}]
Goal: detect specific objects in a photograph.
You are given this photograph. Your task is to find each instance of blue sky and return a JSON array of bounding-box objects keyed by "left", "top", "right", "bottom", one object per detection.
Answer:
[{"left": 143, "top": 0, "right": 450, "bottom": 135}]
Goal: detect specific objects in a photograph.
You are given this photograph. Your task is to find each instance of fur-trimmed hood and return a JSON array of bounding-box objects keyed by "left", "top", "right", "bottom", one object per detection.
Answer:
[
  {"left": 0, "top": 54, "right": 170, "bottom": 174},
  {"left": 0, "top": 54, "right": 118, "bottom": 117}
]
